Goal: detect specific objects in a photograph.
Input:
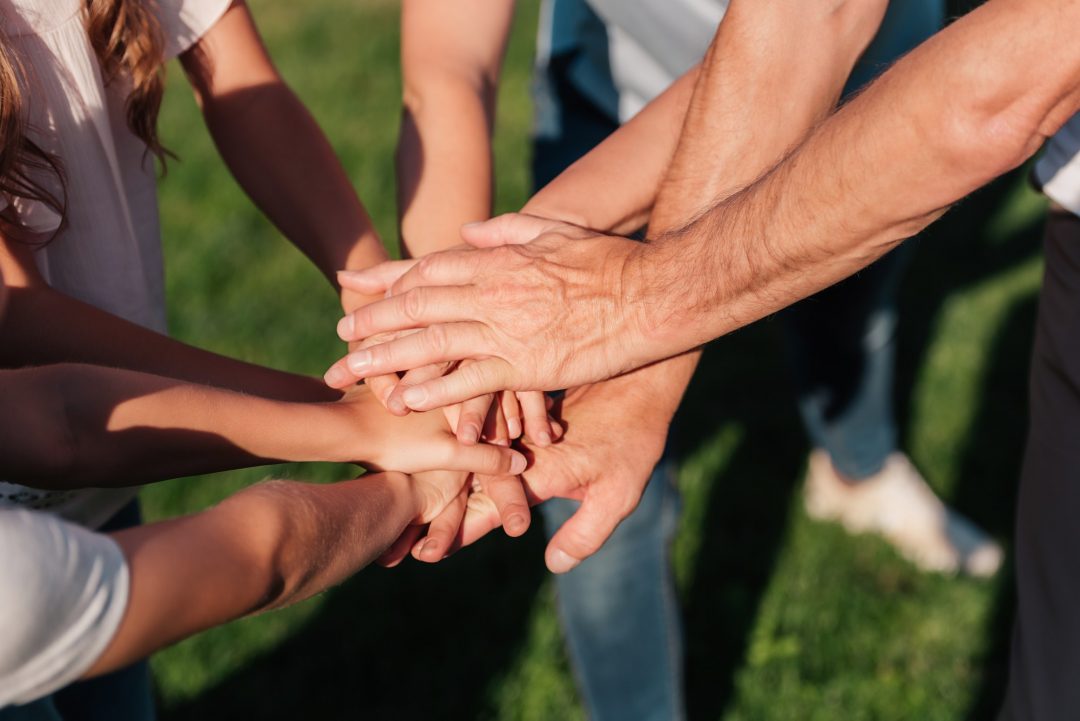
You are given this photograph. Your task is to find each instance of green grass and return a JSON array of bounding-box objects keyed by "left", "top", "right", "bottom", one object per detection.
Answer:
[{"left": 145, "top": 0, "right": 1045, "bottom": 718}]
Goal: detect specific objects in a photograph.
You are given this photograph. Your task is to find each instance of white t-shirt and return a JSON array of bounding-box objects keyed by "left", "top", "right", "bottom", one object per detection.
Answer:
[
  {"left": 0, "top": 0, "right": 231, "bottom": 530},
  {"left": 1034, "top": 115, "right": 1080, "bottom": 215},
  {"left": 0, "top": 509, "right": 129, "bottom": 709}
]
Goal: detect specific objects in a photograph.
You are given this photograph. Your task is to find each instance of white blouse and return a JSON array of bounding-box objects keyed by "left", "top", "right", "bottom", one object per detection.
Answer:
[{"left": 0, "top": 0, "right": 230, "bottom": 529}]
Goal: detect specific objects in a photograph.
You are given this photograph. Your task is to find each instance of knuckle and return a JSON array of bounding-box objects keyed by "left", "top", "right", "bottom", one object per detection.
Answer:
[
  {"left": 423, "top": 324, "right": 450, "bottom": 355},
  {"left": 402, "top": 288, "right": 425, "bottom": 322}
]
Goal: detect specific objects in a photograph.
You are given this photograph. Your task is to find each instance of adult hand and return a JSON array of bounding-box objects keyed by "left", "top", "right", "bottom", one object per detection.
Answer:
[
  {"left": 327, "top": 214, "right": 678, "bottom": 412},
  {"left": 389, "top": 372, "right": 674, "bottom": 573}
]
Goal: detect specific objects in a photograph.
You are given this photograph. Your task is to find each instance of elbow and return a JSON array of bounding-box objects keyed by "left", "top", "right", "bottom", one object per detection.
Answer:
[
  {"left": 0, "top": 366, "right": 80, "bottom": 487},
  {"left": 938, "top": 96, "right": 1050, "bottom": 190}
]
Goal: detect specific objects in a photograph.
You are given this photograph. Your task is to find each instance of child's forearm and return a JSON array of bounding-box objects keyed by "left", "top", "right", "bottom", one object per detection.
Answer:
[
  {"left": 1, "top": 364, "right": 365, "bottom": 488},
  {"left": 181, "top": 2, "right": 387, "bottom": 311},
  {"left": 85, "top": 474, "right": 417, "bottom": 678}
]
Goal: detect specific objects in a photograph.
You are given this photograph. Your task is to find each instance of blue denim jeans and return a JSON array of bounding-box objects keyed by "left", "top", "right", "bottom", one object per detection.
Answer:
[
  {"left": 531, "top": 2, "right": 942, "bottom": 719},
  {"left": 0, "top": 502, "right": 156, "bottom": 721}
]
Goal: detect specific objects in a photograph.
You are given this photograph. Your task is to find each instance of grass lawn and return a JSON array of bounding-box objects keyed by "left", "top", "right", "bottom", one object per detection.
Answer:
[{"left": 145, "top": 0, "right": 1045, "bottom": 718}]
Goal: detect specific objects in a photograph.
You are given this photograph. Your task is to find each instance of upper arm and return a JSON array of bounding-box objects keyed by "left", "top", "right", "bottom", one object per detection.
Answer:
[
  {"left": 180, "top": 0, "right": 281, "bottom": 107},
  {"left": 0, "top": 510, "right": 129, "bottom": 704},
  {"left": 401, "top": 0, "right": 516, "bottom": 106}
]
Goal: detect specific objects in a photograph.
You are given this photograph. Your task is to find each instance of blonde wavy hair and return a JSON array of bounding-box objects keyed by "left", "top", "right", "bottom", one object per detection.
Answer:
[{"left": 0, "top": 0, "right": 167, "bottom": 234}]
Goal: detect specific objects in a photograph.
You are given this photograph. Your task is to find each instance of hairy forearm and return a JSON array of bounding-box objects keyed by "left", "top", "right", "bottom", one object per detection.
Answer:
[
  {"left": 397, "top": 0, "right": 514, "bottom": 257},
  {"left": 87, "top": 475, "right": 415, "bottom": 677},
  {"left": 639, "top": 0, "right": 1080, "bottom": 356},
  {"left": 2, "top": 364, "right": 362, "bottom": 488},
  {"left": 0, "top": 285, "right": 336, "bottom": 402},
  {"left": 652, "top": 0, "right": 887, "bottom": 230}
]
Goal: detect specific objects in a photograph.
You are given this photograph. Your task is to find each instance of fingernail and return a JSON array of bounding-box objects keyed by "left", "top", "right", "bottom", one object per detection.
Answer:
[
  {"left": 537, "top": 431, "right": 552, "bottom": 447},
  {"left": 461, "top": 425, "right": 479, "bottom": 444},
  {"left": 420, "top": 539, "right": 439, "bottom": 560},
  {"left": 506, "top": 417, "right": 522, "bottom": 439},
  {"left": 462, "top": 221, "right": 482, "bottom": 230},
  {"left": 387, "top": 396, "right": 407, "bottom": 415},
  {"left": 323, "top": 365, "right": 352, "bottom": 388},
  {"left": 403, "top": 386, "right": 428, "bottom": 408},
  {"left": 336, "top": 314, "right": 355, "bottom": 340},
  {"left": 346, "top": 351, "right": 372, "bottom": 374},
  {"left": 548, "top": 549, "right": 581, "bottom": 574},
  {"left": 551, "top": 423, "right": 564, "bottom": 440},
  {"left": 506, "top": 515, "right": 527, "bottom": 535},
  {"left": 510, "top": 452, "right": 527, "bottom": 475}
]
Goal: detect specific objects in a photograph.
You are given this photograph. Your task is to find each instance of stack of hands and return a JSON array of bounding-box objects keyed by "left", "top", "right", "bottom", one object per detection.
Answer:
[{"left": 324, "top": 214, "right": 673, "bottom": 574}]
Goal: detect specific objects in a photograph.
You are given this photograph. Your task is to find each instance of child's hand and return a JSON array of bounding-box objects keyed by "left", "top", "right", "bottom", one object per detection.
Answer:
[{"left": 331, "top": 385, "right": 526, "bottom": 477}]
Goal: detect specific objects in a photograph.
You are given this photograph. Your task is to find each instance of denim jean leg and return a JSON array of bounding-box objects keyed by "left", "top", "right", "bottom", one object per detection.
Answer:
[
  {"left": 532, "top": 39, "right": 685, "bottom": 721},
  {"left": 540, "top": 454, "right": 684, "bottom": 721},
  {"left": 782, "top": 244, "right": 914, "bottom": 480}
]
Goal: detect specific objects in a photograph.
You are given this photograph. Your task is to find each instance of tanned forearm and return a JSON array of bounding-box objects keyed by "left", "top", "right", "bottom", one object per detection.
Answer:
[
  {"left": 183, "top": 1, "right": 387, "bottom": 310},
  {"left": 86, "top": 474, "right": 416, "bottom": 677},
  {"left": 638, "top": 0, "right": 1080, "bottom": 356},
  {"left": 552, "top": 0, "right": 889, "bottom": 413},
  {"left": 397, "top": 0, "right": 515, "bottom": 257},
  {"left": 0, "top": 284, "right": 336, "bottom": 402},
  {"left": 523, "top": 68, "right": 699, "bottom": 235},
  {"left": 0, "top": 364, "right": 368, "bottom": 488}
]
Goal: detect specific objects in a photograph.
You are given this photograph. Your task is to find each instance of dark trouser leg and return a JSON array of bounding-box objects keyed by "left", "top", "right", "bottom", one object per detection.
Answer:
[{"left": 999, "top": 211, "right": 1080, "bottom": 720}]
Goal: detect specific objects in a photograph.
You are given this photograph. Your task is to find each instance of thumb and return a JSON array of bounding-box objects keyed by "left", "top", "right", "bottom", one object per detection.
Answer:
[
  {"left": 544, "top": 494, "right": 630, "bottom": 573},
  {"left": 461, "top": 213, "right": 565, "bottom": 248},
  {"left": 338, "top": 259, "right": 419, "bottom": 295}
]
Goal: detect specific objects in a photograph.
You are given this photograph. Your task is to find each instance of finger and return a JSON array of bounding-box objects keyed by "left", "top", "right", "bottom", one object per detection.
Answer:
[
  {"left": 338, "top": 323, "right": 491, "bottom": 383},
  {"left": 460, "top": 213, "right": 568, "bottom": 248},
  {"left": 364, "top": 373, "right": 405, "bottom": 412},
  {"left": 456, "top": 394, "right": 494, "bottom": 444},
  {"left": 481, "top": 394, "right": 510, "bottom": 445},
  {"left": 377, "top": 524, "right": 425, "bottom": 568},
  {"left": 337, "top": 260, "right": 419, "bottom": 295},
  {"left": 500, "top": 391, "right": 522, "bottom": 440},
  {"left": 391, "top": 362, "right": 453, "bottom": 415},
  {"left": 519, "top": 391, "right": 553, "bottom": 446},
  {"left": 323, "top": 355, "right": 362, "bottom": 389},
  {"left": 545, "top": 494, "right": 633, "bottom": 574},
  {"left": 337, "top": 287, "right": 478, "bottom": 343},
  {"left": 437, "top": 437, "right": 527, "bottom": 477},
  {"left": 479, "top": 474, "right": 531, "bottom": 537},
  {"left": 400, "top": 358, "right": 511, "bottom": 412},
  {"left": 453, "top": 492, "right": 505, "bottom": 550},
  {"left": 389, "top": 250, "right": 487, "bottom": 296},
  {"left": 413, "top": 488, "right": 467, "bottom": 563}
]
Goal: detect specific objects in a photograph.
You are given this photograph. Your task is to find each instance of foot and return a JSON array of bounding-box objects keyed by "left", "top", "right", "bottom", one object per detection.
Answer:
[{"left": 804, "top": 450, "right": 1003, "bottom": 577}]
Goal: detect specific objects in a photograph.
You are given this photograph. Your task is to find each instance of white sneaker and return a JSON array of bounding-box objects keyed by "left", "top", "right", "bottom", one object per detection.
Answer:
[{"left": 804, "top": 450, "right": 1003, "bottom": 577}]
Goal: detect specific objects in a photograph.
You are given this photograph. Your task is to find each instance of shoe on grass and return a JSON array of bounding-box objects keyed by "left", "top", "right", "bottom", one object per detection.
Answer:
[{"left": 803, "top": 450, "right": 1003, "bottom": 577}]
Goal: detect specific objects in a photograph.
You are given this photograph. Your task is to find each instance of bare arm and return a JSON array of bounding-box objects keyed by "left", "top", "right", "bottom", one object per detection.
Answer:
[
  {"left": 396, "top": 0, "right": 515, "bottom": 257},
  {"left": 641, "top": 0, "right": 1080, "bottom": 354},
  {"left": 84, "top": 472, "right": 438, "bottom": 676},
  {"left": 182, "top": 1, "right": 387, "bottom": 311},
  {"left": 0, "top": 364, "right": 525, "bottom": 489},
  {"left": 0, "top": 238, "right": 335, "bottom": 402}
]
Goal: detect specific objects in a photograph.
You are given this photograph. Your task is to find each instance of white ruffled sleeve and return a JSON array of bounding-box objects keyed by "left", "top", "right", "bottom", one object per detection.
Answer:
[{"left": 157, "top": 0, "right": 234, "bottom": 60}]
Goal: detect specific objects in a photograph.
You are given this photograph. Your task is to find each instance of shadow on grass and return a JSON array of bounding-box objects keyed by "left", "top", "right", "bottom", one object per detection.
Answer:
[
  {"left": 675, "top": 168, "right": 1042, "bottom": 720},
  {"left": 162, "top": 530, "right": 548, "bottom": 721}
]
